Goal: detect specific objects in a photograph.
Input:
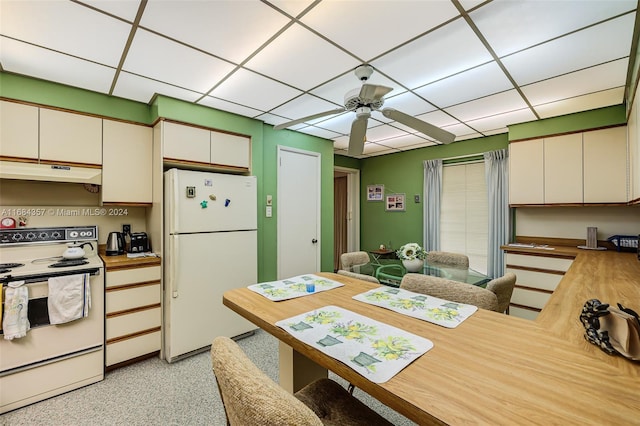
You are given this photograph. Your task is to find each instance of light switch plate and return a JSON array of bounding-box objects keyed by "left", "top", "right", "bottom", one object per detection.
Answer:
[
  {"left": 266, "top": 195, "right": 273, "bottom": 206},
  {"left": 266, "top": 206, "right": 272, "bottom": 217}
]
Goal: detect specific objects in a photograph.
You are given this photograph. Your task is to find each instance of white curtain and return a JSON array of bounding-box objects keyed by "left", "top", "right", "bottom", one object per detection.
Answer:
[
  {"left": 423, "top": 159, "right": 442, "bottom": 252},
  {"left": 484, "top": 149, "right": 509, "bottom": 278}
]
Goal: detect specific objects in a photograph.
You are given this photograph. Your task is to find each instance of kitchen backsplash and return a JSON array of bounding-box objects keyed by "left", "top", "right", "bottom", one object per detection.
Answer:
[
  {"left": 0, "top": 179, "right": 147, "bottom": 244},
  {"left": 516, "top": 206, "right": 640, "bottom": 241}
]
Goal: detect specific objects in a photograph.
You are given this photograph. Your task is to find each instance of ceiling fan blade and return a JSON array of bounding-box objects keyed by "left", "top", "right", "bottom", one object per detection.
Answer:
[
  {"left": 381, "top": 108, "right": 455, "bottom": 144},
  {"left": 359, "top": 84, "right": 393, "bottom": 101},
  {"left": 273, "top": 107, "right": 346, "bottom": 130},
  {"left": 348, "top": 115, "right": 369, "bottom": 156}
]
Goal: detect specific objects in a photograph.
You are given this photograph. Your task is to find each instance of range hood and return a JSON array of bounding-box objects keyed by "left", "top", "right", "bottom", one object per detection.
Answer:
[{"left": 0, "top": 161, "right": 102, "bottom": 185}]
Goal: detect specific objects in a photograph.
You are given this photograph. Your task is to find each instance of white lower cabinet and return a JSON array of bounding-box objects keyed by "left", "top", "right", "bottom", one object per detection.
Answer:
[
  {"left": 105, "top": 263, "right": 161, "bottom": 368},
  {"left": 505, "top": 252, "right": 574, "bottom": 320}
]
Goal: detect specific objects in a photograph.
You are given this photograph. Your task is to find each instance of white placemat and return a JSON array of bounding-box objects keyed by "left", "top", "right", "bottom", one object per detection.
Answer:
[
  {"left": 248, "top": 274, "right": 344, "bottom": 301},
  {"left": 353, "top": 286, "right": 478, "bottom": 328},
  {"left": 276, "top": 305, "right": 433, "bottom": 383}
]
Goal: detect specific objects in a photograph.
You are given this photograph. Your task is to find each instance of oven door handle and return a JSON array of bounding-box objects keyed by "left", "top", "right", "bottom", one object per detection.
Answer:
[{"left": 0, "top": 267, "right": 101, "bottom": 285}]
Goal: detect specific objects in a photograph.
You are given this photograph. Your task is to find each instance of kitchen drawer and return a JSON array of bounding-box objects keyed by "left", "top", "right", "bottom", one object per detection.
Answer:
[
  {"left": 505, "top": 253, "right": 573, "bottom": 272},
  {"left": 107, "top": 307, "right": 161, "bottom": 340},
  {"left": 106, "top": 266, "right": 161, "bottom": 288},
  {"left": 505, "top": 268, "right": 564, "bottom": 292},
  {"left": 0, "top": 350, "right": 103, "bottom": 413},
  {"left": 511, "top": 287, "right": 552, "bottom": 310},
  {"left": 509, "top": 306, "right": 539, "bottom": 321},
  {"left": 106, "top": 283, "right": 160, "bottom": 314},
  {"left": 106, "top": 331, "right": 161, "bottom": 366}
]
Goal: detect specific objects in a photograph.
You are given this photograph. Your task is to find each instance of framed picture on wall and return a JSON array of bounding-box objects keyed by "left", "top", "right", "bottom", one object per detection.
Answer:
[
  {"left": 367, "top": 184, "right": 384, "bottom": 201},
  {"left": 385, "top": 193, "right": 406, "bottom": 211}
]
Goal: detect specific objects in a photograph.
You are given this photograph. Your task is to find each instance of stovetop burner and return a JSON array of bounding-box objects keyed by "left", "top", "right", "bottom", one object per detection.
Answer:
[{"left": 48, "top": 259, "right": 89, "bottom": 268}]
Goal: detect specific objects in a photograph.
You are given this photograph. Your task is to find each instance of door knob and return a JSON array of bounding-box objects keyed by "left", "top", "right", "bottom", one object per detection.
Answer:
[{"left": 312, "top": 239, "right": 318, "bottom": 244}]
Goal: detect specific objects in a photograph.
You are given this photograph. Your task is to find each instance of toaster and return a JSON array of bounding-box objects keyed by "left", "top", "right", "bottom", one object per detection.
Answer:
[{"left": 129, "top": 232, "right": 150, "bottom": 253}]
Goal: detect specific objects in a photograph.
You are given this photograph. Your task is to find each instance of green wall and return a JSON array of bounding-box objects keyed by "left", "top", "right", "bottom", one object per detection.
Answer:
[
  {"left": 358, "top": 135, "right": 508, "bottom": 252},
  {"left": 0, "top": 72, "right": 335, "bottom": 281}
]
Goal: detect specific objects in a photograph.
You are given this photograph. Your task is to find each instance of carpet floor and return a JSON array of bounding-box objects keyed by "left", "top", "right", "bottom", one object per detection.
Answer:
[{"left": 1, "top": 329, "right": 417, "bottom": 425}]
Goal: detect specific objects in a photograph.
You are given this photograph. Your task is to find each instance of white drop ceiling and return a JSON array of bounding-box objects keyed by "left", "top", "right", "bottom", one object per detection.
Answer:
[{"left": 0, "top": 0, "right": 637, "bottom": 158}]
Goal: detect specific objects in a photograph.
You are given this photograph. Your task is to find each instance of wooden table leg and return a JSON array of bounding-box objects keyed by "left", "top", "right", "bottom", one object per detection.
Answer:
[{"left": 278, "top": 341, "right": 327, "bottom": 393}]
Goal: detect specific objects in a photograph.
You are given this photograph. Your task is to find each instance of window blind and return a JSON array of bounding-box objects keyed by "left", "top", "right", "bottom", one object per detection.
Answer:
[{"left": 440, "top": 162, "right": 488, "bottom": 274}]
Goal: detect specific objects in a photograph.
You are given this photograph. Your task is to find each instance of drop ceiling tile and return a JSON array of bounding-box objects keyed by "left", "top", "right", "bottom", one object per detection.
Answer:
[
  {"left": 140, "top": 0, "right": 289, "bottom": 64},
  {"left": 0, "top": 38, "right": 115, "bottom": 94},
  {"left": 464, "top": 108, "right": 537, "bottom": 133},
  {"left": 333, "top": 136, "right": 350, "bottom": 150},
  {"left": 442, "top": 122, "right": 477, "bottom": 137},
  {"left": 371, "top": 18, "right": 493, "bottom": 89},
  {"left": 415, "top": 62, "right": 513, "bottom": 108},
  {"left": 365, "top": 124, "right": 411, "bottom": 142},
  {"left": 198, "top": 96, "right": 264, "bottom": 119},
  {"left": 295, "top": 126, "right": 342, "bottom": 140},
  {"left": 245, "top": 24, "right": 360, "bottom": 91},
  {"left": 459, "top": 0, "right": 486, "bottom": 11},
  {"left": 363, "top": 142, "right": 399, "bottom": 155},
  {"left": 0, "top": 0, "right": 130, "bottom": 66},
  {"left": 210, "top": 68, "right": 302, "bottom": 111},
  {"left": 533, "top": 87, "right": 625, "bottom": 118},
  {"left": 301, "top": 1, "right": 459, "bottom": 61},
  {"left": 521, "top": 59, "right": 628, "bottom": 106},
  {"left": 308, "top": 111, "right": 357, "bottom": 135},
  {"left": 270, "top": 94, "right": 343, "bottom": 121},
  {"left": 471, "top": 0, "right": 637, "bottom": 57},
  {"left": 376, "top": 134, "right": 432, "bottom": 149},
  {"left": 78, "top": 0, "right": 141, "bottom": 21},
  {"left": 310, "top": 70, "right": 402, "bottom": 106},
  {"left": 456, "top": 132, "right": 484, "bottom": 141},
  {"left": 502, "top": 13, "right": 634, "bottom": 86},
  {"left": 380, "top": 92, "right": 436, "bottom": 116},
  {"left": 415, "top": 110, "right": 463, "bottom": 128},
  {"left": 268, "top": 1, "right": 316, "bottom": 17},
  {"left": 123, "top": 29, "right": 236, "bottom": 93},
  {"left": 444, "top": 90, "right": 529, "bottom": 122},
  {"left": 113, "top": 71, "right": 202, "bottom": 104}
]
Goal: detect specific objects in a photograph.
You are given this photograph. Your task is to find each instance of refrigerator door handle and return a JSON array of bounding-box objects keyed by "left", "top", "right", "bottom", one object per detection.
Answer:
[{"left": 172, "top": 237, "right": 179, "bottom": 298}]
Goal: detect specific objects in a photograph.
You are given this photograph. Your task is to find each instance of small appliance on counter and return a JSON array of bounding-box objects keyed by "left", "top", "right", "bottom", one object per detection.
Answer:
[
  {"left": 106, "top": 231, "right": 125, "bottom": 255},
  {"left": 129, "top": 232, "right": 150, "bottom": 253}
]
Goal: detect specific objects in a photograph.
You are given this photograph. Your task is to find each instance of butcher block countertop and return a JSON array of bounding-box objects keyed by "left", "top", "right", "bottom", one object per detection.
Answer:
[
  {"left": 98, "top": 248, "right": 161, "bottom": 271},
  {"left": 503, "top": 242, "right": 640, "bottom": 376}
]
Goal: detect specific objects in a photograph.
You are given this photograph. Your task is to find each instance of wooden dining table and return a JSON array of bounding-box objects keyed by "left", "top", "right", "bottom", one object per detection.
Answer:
[{"left": 223, "top": 270, "right": 639, "bottom": 425}]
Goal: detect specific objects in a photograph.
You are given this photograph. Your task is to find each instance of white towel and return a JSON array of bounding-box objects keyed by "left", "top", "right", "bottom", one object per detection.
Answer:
[
  {"left": 3, "top": 281, "right": 30, "bottom": 340},
  {"left": 47, "top": 273, "right": 91, "bottom": 325}
]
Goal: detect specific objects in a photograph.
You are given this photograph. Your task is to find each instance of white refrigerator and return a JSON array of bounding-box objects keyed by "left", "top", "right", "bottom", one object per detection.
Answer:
[{"left": 163, "top": 168, "right": 257, "bottom": 362}]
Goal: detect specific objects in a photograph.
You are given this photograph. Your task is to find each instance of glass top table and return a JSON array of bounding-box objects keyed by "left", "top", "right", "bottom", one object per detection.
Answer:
[{"left": 348, "top": 259, "right": 490, "bottom": 287}]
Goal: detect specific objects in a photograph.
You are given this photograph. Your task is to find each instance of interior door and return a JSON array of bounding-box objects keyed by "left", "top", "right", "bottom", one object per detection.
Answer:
[{"left": 277, "top": 146, "right": 321, "bottom": 279}]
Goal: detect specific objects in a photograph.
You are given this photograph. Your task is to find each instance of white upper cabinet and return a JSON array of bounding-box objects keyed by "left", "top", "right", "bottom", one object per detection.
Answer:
[
  {"left": 583, "top": 127, "right": 628, "bottom": 203},
  {"left": 0, "top": 100, "right": 39, "bottom": 160},
  {"left": 102, "top": 120, "right": 153, "bottom": 204},
  {"left": 544, "top": 133, "right": 583, "bottom": 204},
  {"left": 509, "top": 139, "right": 544, "bottom": 204},
  {"left": 162, "top": 121, "right": 210, "bottom": 164},
  {"left": 39, "top": 108, "right": 102, "bottom": 165},
  {"left": 510, "top": 127, "right": 628, "bottom": 205},
  {"left": 210, "top": 132, "right": 250, "bottom": 169},
  {"left": 162, "top": 121, "right": 251, "bottom": 171}
]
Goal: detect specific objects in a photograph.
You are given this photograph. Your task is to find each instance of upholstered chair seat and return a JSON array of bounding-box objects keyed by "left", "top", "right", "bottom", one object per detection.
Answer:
[{"left": 211, "top": 336, "right": 393, "bottom": 426}]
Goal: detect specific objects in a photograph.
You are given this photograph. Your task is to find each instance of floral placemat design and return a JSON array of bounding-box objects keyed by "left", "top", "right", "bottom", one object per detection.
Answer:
[
  {"left": 248, "top": 274, "right": 344, "bottom": 301},
  {"left": 275, "top": 305, "right": 433, "bottom": 383},
  {"left": 353, "top": 287, "right": 478, "bottom": 328}
]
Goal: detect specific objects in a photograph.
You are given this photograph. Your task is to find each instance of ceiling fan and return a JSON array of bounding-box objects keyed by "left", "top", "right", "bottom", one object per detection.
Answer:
[{"left": 273, "top": 65, "right": 456, "bottom": 155}]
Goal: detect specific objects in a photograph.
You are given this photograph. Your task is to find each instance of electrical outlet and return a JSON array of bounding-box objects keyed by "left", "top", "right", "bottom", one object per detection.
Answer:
[{"left": 122, "top": 224, "right": 131, "bottom": 235}]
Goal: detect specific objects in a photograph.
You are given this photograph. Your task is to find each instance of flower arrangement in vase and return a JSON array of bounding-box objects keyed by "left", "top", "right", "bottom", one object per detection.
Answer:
[{"left": 396, "top": 243, "right": 426, "bottom": 273}]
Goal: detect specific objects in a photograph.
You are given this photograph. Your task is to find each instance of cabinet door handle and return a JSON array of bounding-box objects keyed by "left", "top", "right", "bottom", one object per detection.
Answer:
[{"left": 312, "top": 239, "right": 318, "bottom": 244}]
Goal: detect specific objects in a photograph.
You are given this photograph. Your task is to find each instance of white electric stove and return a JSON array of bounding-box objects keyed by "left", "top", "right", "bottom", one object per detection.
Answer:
[{"left": 0, "top": 226, "right": 104, "bottom": 413}]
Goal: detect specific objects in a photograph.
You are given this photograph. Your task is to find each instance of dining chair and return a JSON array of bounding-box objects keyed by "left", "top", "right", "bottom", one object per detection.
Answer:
[
  {"left": 339, "top": 251, "right": 371, "bottom": 269},
  {"left": 485, "top": 272, "right": 517, "bottom": 314},
  {"left": 426, "top": 251, "right": 470, "bottom": 268},
  {"left": 336, "top": 269, "right": 381, "bottom": 284},
  {"left": 211, "top": 336, "right": 393, "bottom": 426},
  {"left": 400, "top": 273, "right": 499, "bottom": 311}
]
